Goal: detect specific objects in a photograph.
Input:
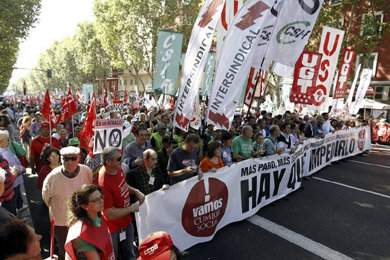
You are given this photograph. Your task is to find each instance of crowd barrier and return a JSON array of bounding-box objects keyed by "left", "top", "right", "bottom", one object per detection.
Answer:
[{"left": 135, "top": 126, "right": 372, "bottom": 250}]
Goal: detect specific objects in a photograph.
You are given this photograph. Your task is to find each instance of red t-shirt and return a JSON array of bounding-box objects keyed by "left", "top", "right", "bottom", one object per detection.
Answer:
[
  {"left": 95, "top": 169, "right": 132, "bottom": 233},
  {"left": 30, "top": 136, "right": 61, "bottom": 172}
]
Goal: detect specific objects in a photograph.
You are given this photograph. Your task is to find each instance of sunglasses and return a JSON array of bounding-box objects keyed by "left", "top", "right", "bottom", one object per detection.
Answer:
[
  {"left": 115, "top": 156, "right": 122, "bottom": 162},
  {"left": 62, "top": 156, "right": 78, "bottom": 162}
]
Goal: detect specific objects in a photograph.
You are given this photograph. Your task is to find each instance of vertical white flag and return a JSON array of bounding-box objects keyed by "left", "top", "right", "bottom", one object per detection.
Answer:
[
  {"left": 262, "top": 0, "right": 324, "bottom": 68},
  {"left": 350, "top": 69, "right": 372, "bottom": 115},
  {"left": 311, "top": 26, "right": 344, "bottom": 108},
  {"left": 346, "top": 64, "right": 361, "bottom": 111},
  {"left": 173, "top": 0, "right": 226, "bottom": 132},
  {"left": 207, "top": 0, "right": 274, "bottom": 130},
  {"left": 216, "top": 0, "right": 243, "bottom": 63}
]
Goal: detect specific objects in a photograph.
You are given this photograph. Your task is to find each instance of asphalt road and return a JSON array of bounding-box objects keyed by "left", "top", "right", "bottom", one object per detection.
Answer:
[
  {"left": 24, "top": 144, "right": 390, "bottom": 259},
  {"left": 183, "top": 144, "right": 390, "bottom": 260}
]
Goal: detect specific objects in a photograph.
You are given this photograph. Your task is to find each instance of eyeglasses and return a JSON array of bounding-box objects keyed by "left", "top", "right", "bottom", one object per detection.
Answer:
[
  {"left": 62, "top": 156, "right": 78, "bottom": 162},
  {"left": 89, "top": 195, "right": 104, "bottom": 203}
]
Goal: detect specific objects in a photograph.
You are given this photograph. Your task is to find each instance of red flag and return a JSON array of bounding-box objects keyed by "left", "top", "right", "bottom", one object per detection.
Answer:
[
  {"left": 333, "top": 49, "right": 356, "bottom": 99},
  {"left": 290, "top": 51, "right": 323, "bottom": 105},
  {"left": 56, "top": 88, "right": 78, "bottom": 124},
  {"left": 79, "top": 94, "right": 97, "bottom": 158},
  {"left": 40, "top": 89, "right": 57, "bottom": 128},
  {"left": 123, "top": 88, "right": 128, "bottom": 103}
]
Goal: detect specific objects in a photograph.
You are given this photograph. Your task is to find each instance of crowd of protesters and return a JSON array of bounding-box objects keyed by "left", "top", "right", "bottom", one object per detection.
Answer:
[{"left": 0, "top": 98, "right": 384, "bottom": 260}]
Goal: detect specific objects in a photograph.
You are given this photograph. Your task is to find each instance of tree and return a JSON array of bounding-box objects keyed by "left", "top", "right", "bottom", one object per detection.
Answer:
[
  {"left": 307, "top": 0, "right": 389, "bottom": 68},
  {"left": 93, "top": 0, "right": 200, "bottom": 90},
  {"left": 0, "top": 0, "right": 41, "bottom": 93}
]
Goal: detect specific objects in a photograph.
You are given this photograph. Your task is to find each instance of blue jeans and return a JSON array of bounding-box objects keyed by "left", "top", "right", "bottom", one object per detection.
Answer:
[{"left": 110, "top": 222, "right": 136, "bottom": 260}]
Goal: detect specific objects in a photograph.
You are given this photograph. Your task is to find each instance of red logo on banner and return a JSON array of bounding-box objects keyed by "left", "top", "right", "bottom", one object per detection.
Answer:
[
  {"left": 175, "top": 113, "right": 190, "bottom": 129},
  {"left": 290, "top": 51, "right": 322, "bottom": 104},
  {"left": 333, "top": 49, "right": 355, "bottom": 99},
  {"left": 199, "top": 0, "right": 224, "bottom": 28},
  {"left": 235, "top": 1, "right": 269, "bottom": 30},
  {"left": 182, "top": 178, "right": 228, "bottom": 237},
  {"left": 208, "top": 111, "right": 230, "bottom": 129},
  {"left": 244, "top": 67, "right": 260, "bottom": 107}
]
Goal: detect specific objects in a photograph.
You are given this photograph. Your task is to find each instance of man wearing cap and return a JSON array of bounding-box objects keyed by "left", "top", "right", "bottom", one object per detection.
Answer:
[
  {"left": 42, "top": 146, "right": 92, "bottom": 260},
  {"left": 30, "top": 121, "right": 61, "bottom": 174},
  {"left": 150, "top": 123, "right": 169, "bottom": 153}
]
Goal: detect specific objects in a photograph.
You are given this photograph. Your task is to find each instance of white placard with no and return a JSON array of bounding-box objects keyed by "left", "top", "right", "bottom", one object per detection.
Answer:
[{"left": 93, "top": 119, "right": 124, "bottom": 154}]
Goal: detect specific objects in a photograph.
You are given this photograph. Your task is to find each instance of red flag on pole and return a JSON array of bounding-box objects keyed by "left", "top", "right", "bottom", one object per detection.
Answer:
[
  {"left": 56, "top": 88, "right": 78, "bottom": 124},
  {"left": 79, "top": 94, "right": 97, "bottom": 158},
  {"left": 40, "top": 89, "right": 57, "bottom": 128}
]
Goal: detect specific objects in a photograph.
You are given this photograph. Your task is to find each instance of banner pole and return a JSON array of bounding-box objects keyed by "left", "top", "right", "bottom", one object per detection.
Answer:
[
  {"left": 246, "top": 69, "right": 261, "bottom": 118},
  {"left": 72, "top": 115, "right": 75, "bottom": 138}
]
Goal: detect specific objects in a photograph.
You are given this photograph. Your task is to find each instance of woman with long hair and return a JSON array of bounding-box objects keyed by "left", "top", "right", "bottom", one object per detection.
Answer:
[
  {"left": 65, "top": 184, "right": 114, "bottom": 260},
  {"left": 37, "top": 147, "right": 61, "bottom": 190},
  {"left": 199, "top": 141, "right": 224, "bottom": 173}
]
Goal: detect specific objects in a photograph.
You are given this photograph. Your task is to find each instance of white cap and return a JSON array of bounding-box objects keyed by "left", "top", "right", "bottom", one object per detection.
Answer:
[{"left": 60, "top": 146, "right": 80, "bottom": 156}]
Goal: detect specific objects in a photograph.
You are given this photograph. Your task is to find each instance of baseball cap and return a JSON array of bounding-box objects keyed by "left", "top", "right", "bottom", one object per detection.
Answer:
[
  {"left": 41, "top": 121, "right": 50, "bottom": 128},
  {"left": 137, "top": 231, "right": 173, "bottom": 260},
  {"left": 60, "top": 146, "right": 80, "bottom": 156},
  {"left": 68, "top": 137, "right": 80, "bottom": 146}
]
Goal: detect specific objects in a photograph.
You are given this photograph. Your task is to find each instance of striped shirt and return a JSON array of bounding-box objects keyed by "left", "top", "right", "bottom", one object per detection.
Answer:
[{"left": 0, "top": 155, "right": 15, "bottom": 203}]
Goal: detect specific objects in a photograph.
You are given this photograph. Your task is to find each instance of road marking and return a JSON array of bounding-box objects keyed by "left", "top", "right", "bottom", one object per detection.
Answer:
[
  {"left": 347, "top": 160, "right": 390, "bottom": 169},
  {"left": 247, "top": 215, "right": 354, "bottom": 260},
  {"left": 313, "top": 177, "right": 390, "bottom": 199}
]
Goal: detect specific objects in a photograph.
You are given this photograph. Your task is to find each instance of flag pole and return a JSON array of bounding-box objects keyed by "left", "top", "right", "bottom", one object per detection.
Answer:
[
  {"left": 49, "top": 116, "right": 52, "bottom": 146},
  {"left": 72, "top": 115, "right": 75, "bottom": 138}
]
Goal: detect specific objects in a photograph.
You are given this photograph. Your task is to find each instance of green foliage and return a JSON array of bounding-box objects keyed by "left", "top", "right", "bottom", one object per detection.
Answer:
[
  {"left": 93, "top": 0, "right": 200, "bottom": 86},
  {"left": 0, "top": 0, "right": 41, "bottom": 93}
]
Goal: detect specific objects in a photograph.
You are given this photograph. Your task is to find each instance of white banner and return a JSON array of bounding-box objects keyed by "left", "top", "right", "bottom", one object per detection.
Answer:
[
  {"left": 173, "top": 0, "right": 226, "bottom": 132},
  {"left": 263, "top": 0, "right": 324, "bottom": 68},
  {"left": 207, "top": 0, "right": 274, "bottom": 130},
  {"left": 136, "top": 127, "right": 371, "bottom": 251},
  {"left": 190, "top": 95, "right": 202, "bottom": 130},
  {"left": 346, "top": 64, "right": 361, "bottom": 111},
  {"left": 312, "top": 26, "right": 344, "bottom": 107},
  {"left": 250, "top": 0, "right": 284, "bottom": 69},
  {"left": 216, "top": 0, "right": 243, "bottom": 63},
  {"left": 350, "top": 69, "right": 372, "bottom": 115},
  {"left": 93, "top": 119, "right": 124, "bottom": 154}
]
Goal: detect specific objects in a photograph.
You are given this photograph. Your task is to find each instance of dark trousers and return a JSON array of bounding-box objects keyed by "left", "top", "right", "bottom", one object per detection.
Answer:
[
  {"left": 1, "top": 196, "right": 16, "bottom": 216},
  {"left": 54, "top": 225, "right": 68, "bottom": 260},
  {"left": 13, "top": 185, "right": 24, "bottom": 209}
]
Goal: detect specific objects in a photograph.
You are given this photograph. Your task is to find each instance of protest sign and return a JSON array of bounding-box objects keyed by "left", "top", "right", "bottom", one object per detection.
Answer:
[{"left": 93, "top": 119, "right": 124, "bottom": 154}]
